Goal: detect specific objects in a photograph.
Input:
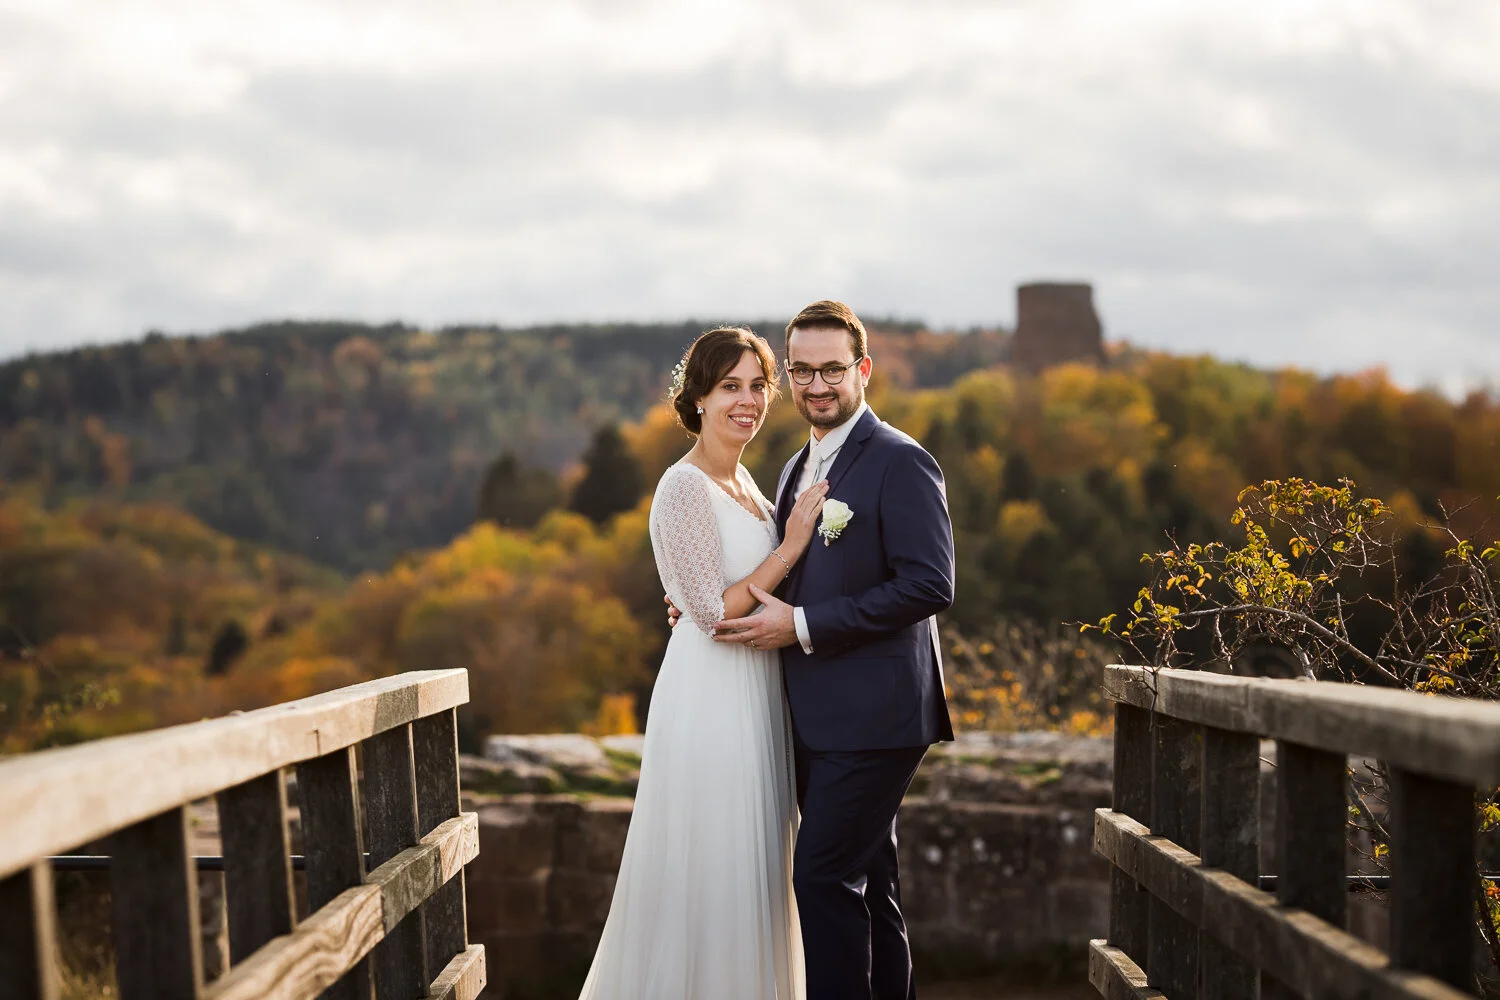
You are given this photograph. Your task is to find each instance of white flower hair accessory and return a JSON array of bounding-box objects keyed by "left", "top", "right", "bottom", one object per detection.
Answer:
[
  {"left": 818, "top": 499, "right": 853, "bottom": 545},
  {"left": 668, "top": 359, "right": 688, "bottom": 398}
]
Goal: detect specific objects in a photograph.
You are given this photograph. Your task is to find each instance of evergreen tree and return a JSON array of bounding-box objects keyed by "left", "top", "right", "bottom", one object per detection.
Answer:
[
  {"left": 477, "top": 453, "right": 562, "bottom": 529},
  {"left": 569, "top": 424, "right": 645, "bottom": 525}
]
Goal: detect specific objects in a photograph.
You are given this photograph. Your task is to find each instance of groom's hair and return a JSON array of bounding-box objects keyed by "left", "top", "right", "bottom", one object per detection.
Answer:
[{"left": 785, "top": 300, "right": 868, "bottom": 359}]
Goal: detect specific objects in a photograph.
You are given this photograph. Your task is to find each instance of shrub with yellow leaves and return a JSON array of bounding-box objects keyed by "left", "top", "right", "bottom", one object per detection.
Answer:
[
  {"left": 942, "top": 619, "right": 1115, "bottom": 737},
  {"left": 1093, "top": 477, "right": 1500, "bottom": 972}
]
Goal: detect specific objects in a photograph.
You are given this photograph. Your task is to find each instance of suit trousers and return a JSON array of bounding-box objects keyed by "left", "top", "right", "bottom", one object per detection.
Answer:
[{"left": 793, "top": 734, "right": 927, "bottom": 1000}]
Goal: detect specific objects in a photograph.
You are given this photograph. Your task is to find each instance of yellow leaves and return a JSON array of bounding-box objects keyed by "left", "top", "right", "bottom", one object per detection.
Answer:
[
  {"left": 1064, "top": 710, "right": 1111, "bottom": 738},
  {"left": 995, "top": 500, "right": 1051, "bottom": 551},
  {"left": 943, "top": 622, "right": 1113, "bottom": 735},
  {"left": 581, "top": 693, "right": 639, "bottom": 737},
  {"left": 1029, "top": 364, "right": 1166, "bottom": 477},
  {"left": 1481, "top": 804, "right": 1500, "bottom": 834}
]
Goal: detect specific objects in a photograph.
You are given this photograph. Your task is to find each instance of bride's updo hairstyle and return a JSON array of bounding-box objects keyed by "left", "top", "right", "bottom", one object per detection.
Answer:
[{"left": 671, "top": 326, "right": 781, "bottom": 435}]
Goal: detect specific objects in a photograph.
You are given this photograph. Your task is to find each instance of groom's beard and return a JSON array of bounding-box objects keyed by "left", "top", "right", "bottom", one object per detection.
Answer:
[{"left": 796, "top": 388, "right": 862, "bottom": 430}]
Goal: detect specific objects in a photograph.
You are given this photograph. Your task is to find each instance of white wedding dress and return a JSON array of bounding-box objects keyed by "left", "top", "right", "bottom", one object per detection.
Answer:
[{"left": 578, "top": 461, "right": 804, "bottom": 1000}]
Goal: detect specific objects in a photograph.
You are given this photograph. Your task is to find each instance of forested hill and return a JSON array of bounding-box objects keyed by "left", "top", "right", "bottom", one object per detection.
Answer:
[{"left": 0, "top": 320, "right": 1009, "bottom": 571}]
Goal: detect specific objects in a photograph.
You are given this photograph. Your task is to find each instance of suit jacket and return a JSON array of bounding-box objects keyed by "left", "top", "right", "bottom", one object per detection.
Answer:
[{"left": 775, "top": 407, "right": 956, "bottom": 752}]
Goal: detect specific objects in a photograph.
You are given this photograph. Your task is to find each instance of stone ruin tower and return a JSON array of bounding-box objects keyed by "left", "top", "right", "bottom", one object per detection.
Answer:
[{"left": 1010, "top": 282, "right": 1105, "bottom": 372}]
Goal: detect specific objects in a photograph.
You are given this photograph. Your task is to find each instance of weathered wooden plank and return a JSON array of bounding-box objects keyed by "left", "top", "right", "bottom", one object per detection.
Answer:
[
  {"left": 1199, "top": 727, "right": 1258, "bottom": 1000},
  {"left": 1094, "top": 809, "right": 1469, "bottom": 1000},
  {"left": 204, "top": 883, "right": 384, "bottom": 1000},
  {"left": 0, "top": 669, "right": 469, "bottom": 881},
  {"left": 363, "top": 725, "right": 426, "bottom": 999},
  {"left": 109, "top": 807, "right": 203, "bottom": 1000},
  {"left": 368, "top": 814, "right": 478, "bottom": 932},
  {"left": 1388, "top": 768, "right": 1474, "bottom": 988},
  {"left": 1089, "top": 939, "right": 1168, "bottom": 1000},
  {"left": 202, "top": 814, "right": 478, "bottom": 1000},
  {"left": 423, "top": 945, "right": 486, "bottom": 1000},
  {"left": 1149, "top": 715, "right": 1200, "bottom": 999},
  {"left": 218, "top": 769, "right": 297, "bottom": 964},
  {"left": 1110, "top": 703, "right": 1152, "bottom": 963},
  {"left": 297, "top": 747, "right": 374, "bottom": 1000},
  {"left": 1276, "top": 742, "right": 1346, "bottom": 925},
  {"left": 413, "top": 710, "right": 467, "bottom": 973},
  {"left": 1264, "top": 740, "right": 1347, "bottom": 1000},
  {"left": 1103, "top": 665, "right": 1500, "bottom": 787},
  {"left": 0, "top": 861, "right": 59, "bottom": 1000},
  {"left": 1104, "top": 667, "right": 1256, "bottom": 733}
]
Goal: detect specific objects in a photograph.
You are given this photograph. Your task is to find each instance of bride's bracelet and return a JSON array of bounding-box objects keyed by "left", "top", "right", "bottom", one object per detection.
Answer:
[{"left": 768, "top": 549, "right": 791, "bottom": 579}]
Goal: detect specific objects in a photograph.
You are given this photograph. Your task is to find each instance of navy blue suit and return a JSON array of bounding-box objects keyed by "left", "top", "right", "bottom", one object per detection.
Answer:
[{"left": 774, "top": 408, "right": 955, "bottom": 1000}]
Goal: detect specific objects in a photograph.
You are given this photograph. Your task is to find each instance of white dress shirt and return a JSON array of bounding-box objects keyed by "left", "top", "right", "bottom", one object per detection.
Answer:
[{"left": 790, "top": 401, "right": 870, "bottom": 654}]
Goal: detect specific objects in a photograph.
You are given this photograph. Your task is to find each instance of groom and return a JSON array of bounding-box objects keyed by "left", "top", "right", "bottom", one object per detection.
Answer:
[{"left": 713, "top": 300, "right": 955, "bottom": 1000}]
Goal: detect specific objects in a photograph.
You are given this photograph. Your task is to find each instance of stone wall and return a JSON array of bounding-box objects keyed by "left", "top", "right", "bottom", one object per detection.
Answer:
[
  {"left": 463, "top": 732, "right": 1114, "bottom": 998},
  {"left": 467, "top": 795, "right": 634, "bottom": 998}
]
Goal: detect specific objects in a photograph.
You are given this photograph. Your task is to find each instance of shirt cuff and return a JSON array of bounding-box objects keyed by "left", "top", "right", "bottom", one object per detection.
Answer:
[{"left": 794, "top": 607, "right": 814, "bottom": 655}]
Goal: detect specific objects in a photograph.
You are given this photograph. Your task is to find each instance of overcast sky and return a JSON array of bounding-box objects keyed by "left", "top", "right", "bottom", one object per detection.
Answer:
[{"left": 2, "top": 0, "right": 1497, "bottom": 391}]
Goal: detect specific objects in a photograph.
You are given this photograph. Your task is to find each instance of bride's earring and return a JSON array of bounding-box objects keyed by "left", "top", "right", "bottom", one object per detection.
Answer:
[{"left": 696, "top": 406, "right": 704, "bottom": 414}]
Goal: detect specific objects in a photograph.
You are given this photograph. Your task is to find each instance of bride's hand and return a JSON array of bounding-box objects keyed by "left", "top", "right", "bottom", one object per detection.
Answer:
[{"left": 782, "top": 481, "right": 829, "bottom": 556}]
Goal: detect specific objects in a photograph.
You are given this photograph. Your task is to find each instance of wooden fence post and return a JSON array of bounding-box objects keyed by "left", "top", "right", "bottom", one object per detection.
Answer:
[
  {"left": 1199, "top": 727, "right": 1259, "bottom": 1000},
  {"left": 1263, "top": 740, "right": 1347, "bottom": 999},
  {"left": 364, "top": 724, "right": 429, "bottom": 999},
  {"left": 413, "top": 709, "right": 468, "bottom": 977},
  {"left": 1149, "top": 714, "right": 1201, "bottom": 999},
  {"left": 109, "top": 807, "right": 204, "bottom": 1000},
  {"left": 297, "top": 747, "right": 375, "bottom": 1000},
  {"left": 1111, "top": 703, "right": 1152, "bottom": 961},
  {"left": 1389, "top": 767, "right": 1475, "bottom": 989},
  {"left": 0, "top": 861, "right": 59, "bottom": 1000},
  {"left": 218, "top": 769, "right": 296, "bottom": 965}
]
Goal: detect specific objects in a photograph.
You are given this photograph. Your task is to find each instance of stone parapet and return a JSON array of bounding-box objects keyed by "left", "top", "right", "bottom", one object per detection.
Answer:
[{"left": 462, "top": 732, "right": 1116, "bottom": 996}]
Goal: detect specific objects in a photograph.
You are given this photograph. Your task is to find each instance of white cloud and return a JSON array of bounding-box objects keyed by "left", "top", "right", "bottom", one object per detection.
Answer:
[{"left": 1, "top": 0, "right": 1497, "bottom": 393}]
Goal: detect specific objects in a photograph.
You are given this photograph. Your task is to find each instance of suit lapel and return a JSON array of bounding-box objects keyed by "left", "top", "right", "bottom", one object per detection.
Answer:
[
  {"left": 822, "top": 408, "right": 880, "bottom": 495},
  {"left": 775, "top": 443, "right": 810, "bottom": 533}
]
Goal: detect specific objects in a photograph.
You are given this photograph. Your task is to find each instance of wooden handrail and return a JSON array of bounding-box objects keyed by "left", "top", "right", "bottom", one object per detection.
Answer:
[
  {"left": 1093, "top": 810, "right": 1467, "bottom": 1000},
  {"left": 1096, "top": 664, "right": 1487, "bottom": 998},
  {"left": 1104, "top": 664, "right": 1500, "bottom": 786},
  {"left": 203, "top": 813, "right": 478, "bottom": 1000},
  {"left": 0, "top": 668, "right": 468, "bottom": 880},
  {"left": 0, "top": 669, "right": 483, "bottom": 1000}
]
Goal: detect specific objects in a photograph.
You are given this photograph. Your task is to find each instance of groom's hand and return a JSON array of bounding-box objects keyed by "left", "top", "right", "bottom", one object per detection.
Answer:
[{"left": 713, "top": 584, "right": 798, "bottom": 650}]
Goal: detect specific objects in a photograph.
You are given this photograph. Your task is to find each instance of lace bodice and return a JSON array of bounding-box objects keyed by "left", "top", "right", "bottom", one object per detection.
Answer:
[{"left": 648, "top": 462, "right": 778, "bottom": 635}]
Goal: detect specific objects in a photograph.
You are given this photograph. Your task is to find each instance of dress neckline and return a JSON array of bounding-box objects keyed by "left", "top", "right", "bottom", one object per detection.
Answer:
[{"left": 675, "top": 462, "right": 770, "bottom": 523}]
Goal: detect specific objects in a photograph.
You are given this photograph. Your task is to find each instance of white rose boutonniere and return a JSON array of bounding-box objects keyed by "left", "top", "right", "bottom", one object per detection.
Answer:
[{"left": 818, "top": 499, "right": 854, "bottom": 545}]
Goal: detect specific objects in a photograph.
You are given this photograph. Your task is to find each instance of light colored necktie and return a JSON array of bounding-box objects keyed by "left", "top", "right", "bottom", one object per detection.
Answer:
[{"left": 809, "top": 447, "right": 825, "bottom": 487}]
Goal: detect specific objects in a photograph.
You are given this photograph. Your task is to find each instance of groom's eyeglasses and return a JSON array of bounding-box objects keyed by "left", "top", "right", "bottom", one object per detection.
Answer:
[{"left": 786, "top": 357, "right": 865, "bottom": 386}]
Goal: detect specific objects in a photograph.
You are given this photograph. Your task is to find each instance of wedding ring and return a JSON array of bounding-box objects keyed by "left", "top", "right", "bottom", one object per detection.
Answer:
[{"left": 749, "top": 640, "right": 758, "bottom": 649}]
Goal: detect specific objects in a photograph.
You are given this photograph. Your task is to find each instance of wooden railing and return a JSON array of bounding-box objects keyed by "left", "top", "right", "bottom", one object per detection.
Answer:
[
  {"left": 1092, "top": 664, "right": 1495, "bottom": 1000},
  {"left": 0, "top": 669, "right": 485, "bottom": 1000}
]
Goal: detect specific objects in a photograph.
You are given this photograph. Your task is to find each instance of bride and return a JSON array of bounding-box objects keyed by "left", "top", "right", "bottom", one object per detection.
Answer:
[{"left": 577, "top": 327, "right": 826, "bottom": 1000}]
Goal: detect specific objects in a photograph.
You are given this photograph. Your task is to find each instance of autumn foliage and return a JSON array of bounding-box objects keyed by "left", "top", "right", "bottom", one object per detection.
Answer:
[{"left": 3, "top": 332, "right": 1500, "bottom": 751}]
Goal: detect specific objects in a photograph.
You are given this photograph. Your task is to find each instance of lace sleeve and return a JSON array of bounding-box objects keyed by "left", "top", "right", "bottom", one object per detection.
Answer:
[{"left": 649, "top": 466, "right": 727, "bottom": 636}]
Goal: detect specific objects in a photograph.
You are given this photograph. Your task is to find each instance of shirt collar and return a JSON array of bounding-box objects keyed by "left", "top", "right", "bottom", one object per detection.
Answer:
[{"left": 809, "top": 401, "right": 870, "bottom": 457}]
